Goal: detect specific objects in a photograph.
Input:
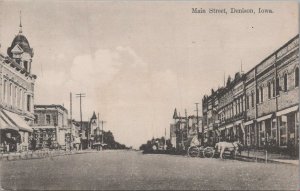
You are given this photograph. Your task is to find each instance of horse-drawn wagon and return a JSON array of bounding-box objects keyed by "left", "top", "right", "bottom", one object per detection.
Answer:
[{"left": 187, "top": 136, "right": 243, "bottom": 159}]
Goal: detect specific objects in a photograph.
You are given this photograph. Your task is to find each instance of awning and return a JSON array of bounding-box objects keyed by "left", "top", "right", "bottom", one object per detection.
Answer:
[
  {"left": 276, "top": 105, "right": 299, "bottom": 116},
  {"left": 0, "top": 111, "right": 19, "bottom": 131},
  {"left": 32, "top": 126, "right": 56, "bottom": 129},
  {"left": 234, "top": 120, "right": 243, "bottom": 125},
  {"left": 244, "top": 120, "right": 254, "bottom": 126},
  {"left": 257, "top": 114, "right": 273, "bottom": 122},
  {"left": 2, "top": 110, "right": 33, "bottom": 132},
  {"left": 226, "top": 124, "right": 233, "bottom": 129}
]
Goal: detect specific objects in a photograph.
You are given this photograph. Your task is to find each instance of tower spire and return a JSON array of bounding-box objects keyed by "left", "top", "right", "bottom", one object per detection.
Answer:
[{"left": 19, "top": 10, "right": 22, "bottom": 33}]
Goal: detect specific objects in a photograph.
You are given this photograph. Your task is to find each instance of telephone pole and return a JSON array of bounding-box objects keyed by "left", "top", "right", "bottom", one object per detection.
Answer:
[
  {"left": 69, "top": 92, "right": 73, "bottom": 150},
  {"left": 100, "top": 120, "right": 106, "bottom": 150},
  {"left": 76, "top": 93, "right": 86, "bottom": 150},
  {"left": 195, "top": 103, "right": 202, "bottom": 140}
]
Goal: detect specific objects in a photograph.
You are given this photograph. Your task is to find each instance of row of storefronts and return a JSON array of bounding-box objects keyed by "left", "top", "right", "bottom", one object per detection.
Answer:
[{"left": 202, "top": 35, "right": 299, "bottom": 155}]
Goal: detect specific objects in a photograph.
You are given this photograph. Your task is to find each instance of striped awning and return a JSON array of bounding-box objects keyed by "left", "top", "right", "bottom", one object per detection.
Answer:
[
  {"left": 1, "top": 110, "right": 33, "bottom": 132},
  {"left": 0, "top": 111, "right": 19, "bottom": 131}
]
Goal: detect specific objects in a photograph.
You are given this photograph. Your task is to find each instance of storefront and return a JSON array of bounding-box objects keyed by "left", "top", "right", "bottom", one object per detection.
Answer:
[
  {"left": 32, "top": 127, "right": 57, "bottom": 149},
  {"left": 0, "top": 109, "right": 33, "bottom": 152},
  {"left": 256, "top": 114, "right": 273, "bottom": 148},
  {"left": 244, "top": 120, "right": 255, "bottom": 147},
  {"left": 276, "top": 106, "right": 299, "bottom": 154}
]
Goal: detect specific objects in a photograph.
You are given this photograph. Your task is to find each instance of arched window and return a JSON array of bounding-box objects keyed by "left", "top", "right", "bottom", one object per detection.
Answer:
[
  {"left": 260, "top": 86, "right": 264, "bottom": 103},
  {"left": 256, "top": 88, "right": 260, "bottom": 104},
  {"left": 272, "top": 80, "right": 275, "bottom": 97},
  {"left": 3, "top": 80, "right": 6, "bottom": 102},
  {"left": 19, "top": 89, "right": 23, "bottom": 109},
  {"left": 295, "top": 67, "right": 299, "bottom": 87},
  {"left": 284, "top": 73, "right": 288, "bottom": 92},
  {"left": 276, "top": 77, "right": 280, "bottom": 95},
  {"left": 9, "top": 83, "right": 12, "bottom": 105},
  {"left": 14, "top": 86, "right": 17, "bottom": 107},
  {"left": 268, "top": 82, "right": 271, "bottom": 99},
  {"left": 251, "top": 92, "right": 254, "bottom": 107}
]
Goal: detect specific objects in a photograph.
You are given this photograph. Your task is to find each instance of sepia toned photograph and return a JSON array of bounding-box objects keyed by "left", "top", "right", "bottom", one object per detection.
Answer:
[{"left": 0, "top": 1, "right": 299, "bottom": 190}]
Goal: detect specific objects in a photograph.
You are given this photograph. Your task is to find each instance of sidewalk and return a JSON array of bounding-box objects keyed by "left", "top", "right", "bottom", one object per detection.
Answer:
[
  {"left": 239, "top": 150, "right": 299, "bottom": 165},
  {"left": 0, "top": 149, "right": 99, "bottom": 161}
]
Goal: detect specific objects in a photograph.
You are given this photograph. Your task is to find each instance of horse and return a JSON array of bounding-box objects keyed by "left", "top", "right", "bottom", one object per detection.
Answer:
[{"left": 215, "top": 141, "right": 243, "bottom": 159}]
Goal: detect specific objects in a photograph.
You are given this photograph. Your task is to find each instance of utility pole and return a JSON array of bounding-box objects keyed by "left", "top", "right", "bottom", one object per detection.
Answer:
[
  {"left": 100, "top": 120, "right": 106, "bottom": 150},
  {"left": 70, "top": 92, "right": 73, "bottom": 150},
  {"left": 164, "top": 127, "right": 167, "bottom": 150},
  {"left": 76, "top": 93, "right": 86, "bottom": 150},
  {"left": 185, "top": 109, "right": 188, "bottom": 141},
  {"left": 195, "top": 103, "right": 202, "bottom": 145}
]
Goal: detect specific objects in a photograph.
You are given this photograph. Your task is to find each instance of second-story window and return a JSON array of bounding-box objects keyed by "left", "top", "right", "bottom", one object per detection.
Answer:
[
  {"left": 34, "top": 115, "right": 38, "bottom": 124},
  {"left": 251, "top": 92, "right": 254, "bottom": 107},
  {"left": 284, "top": 73, "right": 288, "bottom": 92},
  {"left": 268, "top": 82, "right": 271, "bottom": 99},
  {"left": 14, "top": 86, "right": 17, "bottom": 107},
  {"left": 276, "top": 77, "right": 280, "bottom": 95},
  {"left": 272, "top": 80, "right": 276, "bottom": 97},
  {"left": 27, "top": 95, "right": 31, "bottom": 112},
  {"left": 46, "top": 115, "right": 51, "bottom": 125},
  {"left": 260, "top": 86, "right": 264, "bottom": 103},
  {"left": 256, "top": 88, "right": 260, "bottom": 104},
  {"left": 295, "top": 67, "right": 299, "bottom": 87},
  {"left": 53, "top": 115, "right": 57, "bottom": 126},
  {"left": 9, "top": 83, "right": 12, "bottom": 106},
  {"left": 246, "top": 95, "right": 249, "bottom": 109},
  {"left": 3, "top": 80, "right": 6, "bottom": 103}
]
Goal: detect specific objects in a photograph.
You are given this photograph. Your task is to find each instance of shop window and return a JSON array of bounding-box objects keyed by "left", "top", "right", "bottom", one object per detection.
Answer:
[
  {"left": 271, "top": 120, "right": 277, "bottom": 145},
  {"left": 284, "top": 73, "right": 288, "bottom": 92},
  {"left": 258, "top": 122, "right": 265, "bottom": 147},
  {"left": 46, "top": 115, "right": 51, "bottom": 125},
  {"left": 279, "top": 116, "right": 287, "bottom": 146},
  {"left": 295, "top": 67, "right": 299, "bottom": 87}
]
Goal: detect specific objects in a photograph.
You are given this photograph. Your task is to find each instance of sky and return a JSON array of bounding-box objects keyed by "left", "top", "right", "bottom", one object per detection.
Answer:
[{"left": 0, "top": 1, "right": 298, "bottom": 148}]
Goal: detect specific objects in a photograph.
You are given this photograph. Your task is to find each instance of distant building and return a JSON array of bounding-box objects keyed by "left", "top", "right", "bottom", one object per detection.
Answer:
[
  {"left": 0, "top": 20, "right": 37, "bottom": 152},
  {"left": 170, "top": 108, "right": 202, "bottom": 150},
  {"left": 32, "top": 105, "right": 68, "bottom": 149}
]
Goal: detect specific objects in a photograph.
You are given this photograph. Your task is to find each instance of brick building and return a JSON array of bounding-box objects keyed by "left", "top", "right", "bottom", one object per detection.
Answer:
[
  {"left": 32, "top": 105, "right": 69, "bottom": 149},
  {"left": 0, "top": 21, "right": 36, "bottom": 152},
  {"left": 202, "top": 35, "right": 299, "bottom": 154}
]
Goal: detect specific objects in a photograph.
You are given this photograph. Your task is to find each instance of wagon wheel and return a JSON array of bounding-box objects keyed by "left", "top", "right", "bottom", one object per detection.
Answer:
[
  {"left": 187, "top": 146, "right": 199, "bottom": 157},
  {"left": 203, "top": 147, "right": 215, "bottom": 158},
  {"left": 198, "top": 146, "right": 205, "bottom": 158}
]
